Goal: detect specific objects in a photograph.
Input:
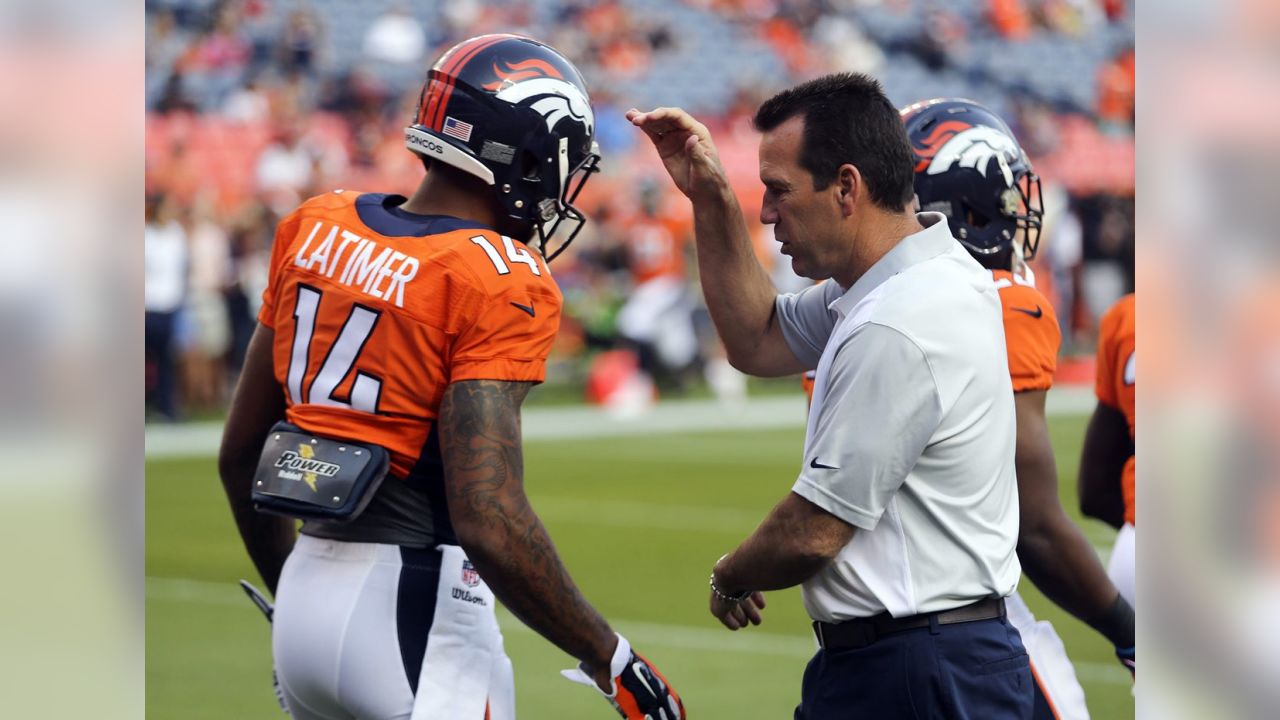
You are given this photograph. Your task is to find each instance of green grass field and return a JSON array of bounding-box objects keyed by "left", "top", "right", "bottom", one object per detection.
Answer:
[{"left": 146, "top": 413, "right": 1133, "bottom": 718}]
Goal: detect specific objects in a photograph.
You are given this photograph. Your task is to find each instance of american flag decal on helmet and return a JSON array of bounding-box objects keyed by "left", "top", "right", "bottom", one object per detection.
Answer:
[
  {"left": 461, "top": 559, "right": 481, "bottom": 587},
  {"left": 443, "top": 116, "right": 474, "bottom": 142}
]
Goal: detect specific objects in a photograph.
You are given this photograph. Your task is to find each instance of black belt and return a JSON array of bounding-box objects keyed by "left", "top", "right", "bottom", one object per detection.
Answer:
[{"left": 813, "top": 597, "right": 1007, "bottom": 651}]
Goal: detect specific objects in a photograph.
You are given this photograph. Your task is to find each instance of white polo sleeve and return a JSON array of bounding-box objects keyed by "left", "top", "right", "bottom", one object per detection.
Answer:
[
  {"left": 792, "top": 322, "right": 942, "bottom": 530},
  {"left": 774, "top": 281, "right": 842, "bottom": 368}
]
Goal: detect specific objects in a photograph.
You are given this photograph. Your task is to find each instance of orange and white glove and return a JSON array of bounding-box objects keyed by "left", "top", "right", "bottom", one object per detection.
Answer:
[{"left": 562, "top": 633, "right": 686, "bottom": 719}]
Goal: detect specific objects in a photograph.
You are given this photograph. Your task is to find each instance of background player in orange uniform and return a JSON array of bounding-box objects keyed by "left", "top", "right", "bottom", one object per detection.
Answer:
[
  {"left": 217, "top": 34, "right": 684, "bottom": 720},
  {"left": 902, "top": 98, "right": 1136, "bottom": 718},
  {"left": 1081, "top": 293, "right": 1135, "bottom": 608},
  {"left": 615, "top": 182, "right": 700, "bottom": 390}
]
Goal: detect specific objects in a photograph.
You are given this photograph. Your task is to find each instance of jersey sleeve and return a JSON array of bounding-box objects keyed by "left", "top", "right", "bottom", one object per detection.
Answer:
[
  {"left": 1001, "top": 285, "right": 1061, "bottom": 392},
  {"left": 448, "top": 253, "right": 564, "bottom": 384},
  {"left": 257, "top": 209, "right": 306, "bottom": 328}
]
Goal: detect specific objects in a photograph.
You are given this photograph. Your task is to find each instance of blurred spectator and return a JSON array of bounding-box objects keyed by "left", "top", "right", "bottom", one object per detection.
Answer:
[
  {"left": 144, "top": 195, "right": 189, "bottom": 421},
  {"left": 363, "top": 3, "right": 426, "bottom": 66},
  {"left": 1101, "top": 0, "right": 1127, "bottom": 22},
  {"left": 1041, "top": 184, "right": 1085, "bottom": 349},
  {"left": 149, "top": 137, "right": 204, "bottom": 206},
  {"left": 1097, "top": 45, "right": 1136, "bottom": 132},
  {"left": 615, "top": 184, "right": 700, "bottom": 391},
  {"left": 146, "top": 8, "right": 187, "bottom": 90},
  {"left": 181, "top": 194, "right": 232, "bottom": 410},
  {"left": 154, "top": 72, "right": 198, "bottom": 115},
  {"left": 222, "top": 75, "right": 271, "bottom": 123},
  {"left": 255, "top": 122, "right": 317, "bottom": 200},
  {"left": 810, "top": 14, "right": 884, "bottom": 75},
  {"left": 760, "top": 16, "right": 813, "bottom": 76},
  {"left": 911, "top": 4, "right": 967, "bottom": 72},
  {"left": 322, "top": 66, "right": 391, "bottom": 119},
  {"left": 988, "top": 0, "right": 1031, "bottom": 40},
  {"left": 225, "top": 201, "right": 276, "bottom": 372},
  {"left": 1037, "top": 0, "right": 1104, "bottom": 37},
  {"left": 176, "top": 3, "right": 252, "bottom": 108},
  {"left": 440, "top": 0, "right": 485, "bottom": 41},
  {"left": 255, "top": 119, "right": 348, "bottom": 211},
  {"left": 277, "top": 8, "right": 324, "bottom": 77},
  {"left": 1011, "top": 98, "right": 1061, "bottom": 157},
  {"left": 1079, "top": 193, "right": 1134, "bottom": 336}
]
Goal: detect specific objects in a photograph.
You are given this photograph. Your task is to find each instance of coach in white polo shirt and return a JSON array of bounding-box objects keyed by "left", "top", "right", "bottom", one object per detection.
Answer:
[{"left": 630, "top": 73, "right": 1032, "bottom": 719}]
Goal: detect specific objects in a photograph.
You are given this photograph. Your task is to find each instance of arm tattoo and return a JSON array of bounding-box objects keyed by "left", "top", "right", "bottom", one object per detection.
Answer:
[{"left": 440, "top": 380, "right": 613, "bottom": 668}]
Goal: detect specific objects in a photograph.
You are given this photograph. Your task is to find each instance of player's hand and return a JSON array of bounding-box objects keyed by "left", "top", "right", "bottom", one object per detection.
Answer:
[
  {"left": 710, "top": 588, "right": 767, "bottom": 631},
  {"left": 562, "top": 633, "right": 686, "bottom": 719},
  {"left": 1116, "top": 645, "right": 1135, "bottom": 679},
  {"left": 240, "top": 580, "right": 291, "bottom": 715},
  {"left": 626, "top": 107, "right": 727, "bottom": 202}
]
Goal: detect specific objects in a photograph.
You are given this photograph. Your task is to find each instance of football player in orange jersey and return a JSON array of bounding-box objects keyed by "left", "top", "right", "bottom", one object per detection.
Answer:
[
  {"left": 901, "top": 98, "right": 1136, "bottom": 716},
  {"left": 616, "top": 182, "right": 700, "bottom": 389},
  {"left": 217, "top": 35, "right": 684, "bottom": 720},
  {"left": 1080, "top": 293, "right": 1135, "bottom": 611}
]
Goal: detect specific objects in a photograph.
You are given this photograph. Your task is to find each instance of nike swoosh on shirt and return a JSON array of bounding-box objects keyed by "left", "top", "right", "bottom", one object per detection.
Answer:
[
  {"left": 510, "top": 301, "right": 536, "bottom": 317},
  {"left": 1011, "top": 305, "right": 1043, "bottom": 319},
  {"left": 809, "top": 458, "right": 838, "bottom": 470}
]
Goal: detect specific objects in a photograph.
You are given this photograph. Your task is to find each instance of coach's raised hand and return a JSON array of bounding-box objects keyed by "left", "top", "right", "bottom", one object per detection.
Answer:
[
  {"left": 562, "top": 633, "right": 686, "bottom": 720},
  {"left": 626, "top": 107, "right": 727, "bottom": 201}
]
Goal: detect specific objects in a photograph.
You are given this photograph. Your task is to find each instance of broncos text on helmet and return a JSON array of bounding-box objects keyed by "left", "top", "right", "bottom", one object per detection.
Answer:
[
  {"left": 406, "top": 34, "right": 601, "bottom": 262},
  {"left": 900, "top": 98, "right": 1044, "bottom": 270}
]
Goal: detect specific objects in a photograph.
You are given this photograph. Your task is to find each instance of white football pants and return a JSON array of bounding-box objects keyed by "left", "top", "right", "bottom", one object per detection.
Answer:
[
  {"left": 1006, "top": 592, "right": 1092, "bottom": 720},
  {"left": 1108, "top": 523, "right": 1136, "bottom": 608},
  {"left": 272, "top": 535, "right": 514, "bottom": 719}
]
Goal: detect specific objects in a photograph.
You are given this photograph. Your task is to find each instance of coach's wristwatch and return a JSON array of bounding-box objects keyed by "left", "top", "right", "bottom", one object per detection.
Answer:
[
  {"left": 709, "top": 556, "right": 750, "bottom": 603},
  {"left": 709, "top": 572, "right": 750, "bottom": 603}
]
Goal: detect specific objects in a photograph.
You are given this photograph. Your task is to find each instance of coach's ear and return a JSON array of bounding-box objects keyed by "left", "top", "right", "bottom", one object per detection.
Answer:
[{"left": 835, "top": 164, "right": 860, "bottom": 218}]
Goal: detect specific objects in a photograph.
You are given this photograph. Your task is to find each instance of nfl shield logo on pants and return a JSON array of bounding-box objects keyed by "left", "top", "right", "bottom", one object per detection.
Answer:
[{"left": 461, "top": 559, "right": 481, "bottom": 588}]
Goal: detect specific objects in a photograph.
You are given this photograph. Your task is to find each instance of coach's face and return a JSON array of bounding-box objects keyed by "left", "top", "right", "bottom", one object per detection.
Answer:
[{"left": 759, "top": 115, "right": 852, "bottom": 281}]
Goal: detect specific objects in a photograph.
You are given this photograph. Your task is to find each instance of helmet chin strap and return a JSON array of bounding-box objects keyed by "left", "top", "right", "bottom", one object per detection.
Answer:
[
  {"left": 1010, "top": 240, "right": 1036, "bottom": 286},
  {"left": 556, "top": 137, "right": 570, "bottom": 208}
]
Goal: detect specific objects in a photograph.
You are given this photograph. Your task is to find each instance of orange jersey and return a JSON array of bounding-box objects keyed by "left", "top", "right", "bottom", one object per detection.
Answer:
[
  {"left": 1095, "top": 293, "right": 1136, "bottom": 525},
  {"left": 626, "top": 216, "right": 686, "bottom": 285},
  {"left": 800, "top": 271, "right": 1060, "bottom": 404},
  {"left": 258, "top": 190, "right": 562, "bottom": 479},
  {"left": 992, "top": 270, "right": 1061, "bottom": 393}
]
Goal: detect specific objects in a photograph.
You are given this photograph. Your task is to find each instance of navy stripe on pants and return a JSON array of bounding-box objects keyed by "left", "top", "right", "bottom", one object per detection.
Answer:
[
  {"left": 396, "top": 546, "right": 442, "bottom": 695},
  {"left": 795, "top": 616, "right": 1033, "bottom": 720}
]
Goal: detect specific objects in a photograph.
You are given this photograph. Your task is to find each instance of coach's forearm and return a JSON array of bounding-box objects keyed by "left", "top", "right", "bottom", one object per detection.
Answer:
[
  {"left": 715, "top": 492, "right": 854, "bottom": 593},
  {"left": 691, "top": 183, "right": 784, "bottom": 375},
  {"left": 1019, "top": 512, "right": 1133, "bottom": 647}
]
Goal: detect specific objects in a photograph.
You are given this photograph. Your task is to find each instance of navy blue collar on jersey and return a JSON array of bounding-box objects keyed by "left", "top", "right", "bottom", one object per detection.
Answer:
[{"left": 355, "top": 193, "right": 491, "bottom": 238}]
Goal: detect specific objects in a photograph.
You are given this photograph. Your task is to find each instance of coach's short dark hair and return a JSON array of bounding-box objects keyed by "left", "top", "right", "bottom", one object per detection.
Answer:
[{"left": 754, "top": 73, "right": 915, "bottom": 211}]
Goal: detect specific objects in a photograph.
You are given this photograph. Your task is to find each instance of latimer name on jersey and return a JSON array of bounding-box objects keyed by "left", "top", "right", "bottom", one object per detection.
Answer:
[{"left": 291, "top": 220, "right": 421, "bottom": 308}]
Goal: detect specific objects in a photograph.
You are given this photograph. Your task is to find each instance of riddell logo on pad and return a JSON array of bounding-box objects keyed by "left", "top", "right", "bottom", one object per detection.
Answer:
[{"left": 275, "top": 445, "right": 340, "bottom": 492}]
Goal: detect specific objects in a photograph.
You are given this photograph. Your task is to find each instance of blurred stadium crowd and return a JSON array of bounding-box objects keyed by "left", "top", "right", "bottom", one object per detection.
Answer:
[{"left": 145, "top": 0, "right": 1134, "bottom": 420}]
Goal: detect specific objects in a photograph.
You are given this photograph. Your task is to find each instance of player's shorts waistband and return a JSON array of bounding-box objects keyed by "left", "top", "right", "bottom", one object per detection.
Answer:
[{"left": 292, "top": 533, "right": 445, "bottom": 569}]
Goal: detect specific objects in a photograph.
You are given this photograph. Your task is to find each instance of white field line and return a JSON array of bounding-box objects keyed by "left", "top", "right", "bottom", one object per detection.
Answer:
[
  {"left": 145, "top": 388, "right": 1095, "bottom": 459},
  {"left": 146, "top": 575, "right": 1130, "bottom": 686},
  {"left": 533, "top": 495, "right": 1114, "bottom": 559}
]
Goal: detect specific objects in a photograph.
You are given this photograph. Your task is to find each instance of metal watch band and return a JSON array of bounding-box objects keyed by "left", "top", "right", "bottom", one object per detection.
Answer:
[{"left": 709, "top": 571, "right": 750, "bottom": 603}]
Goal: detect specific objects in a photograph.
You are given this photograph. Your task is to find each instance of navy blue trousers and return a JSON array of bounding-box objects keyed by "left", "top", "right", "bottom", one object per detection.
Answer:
[{"left": 795, "top": 616, "right": 1033, "bottom": 719}]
